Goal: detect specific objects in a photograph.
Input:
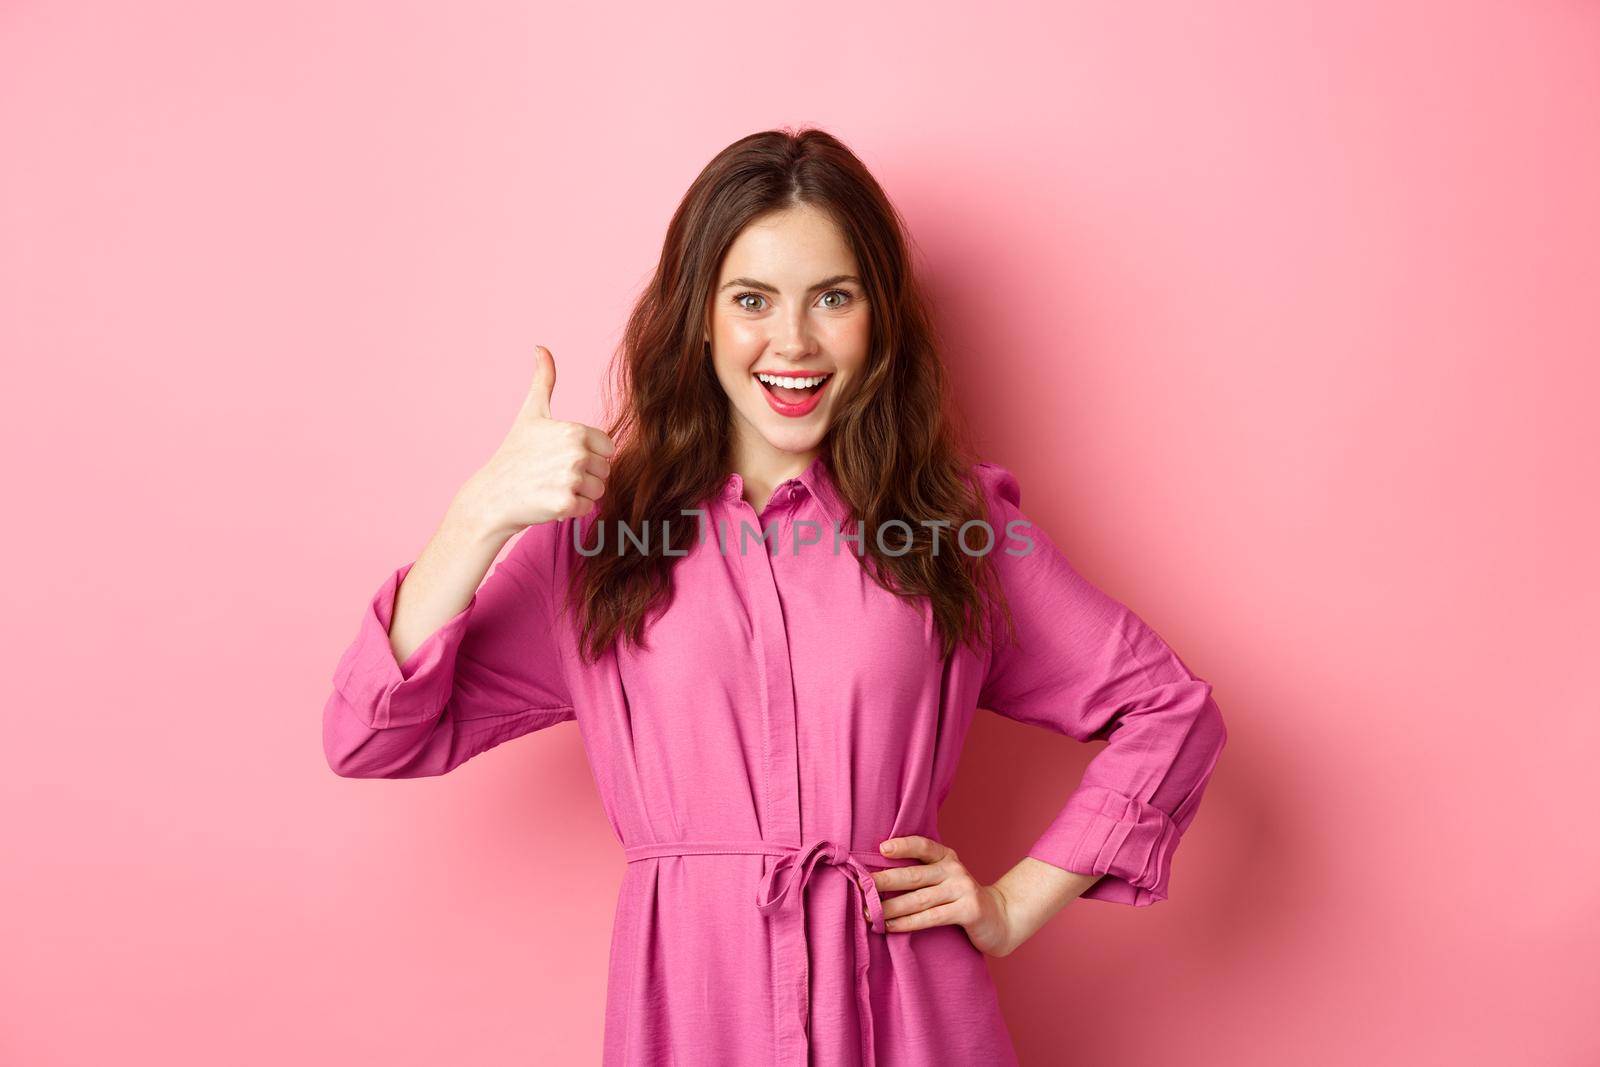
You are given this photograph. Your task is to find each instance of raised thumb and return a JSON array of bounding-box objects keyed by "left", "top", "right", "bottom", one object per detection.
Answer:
[{"left": 522, "top": 344, "right": 557, "bottom": 420}]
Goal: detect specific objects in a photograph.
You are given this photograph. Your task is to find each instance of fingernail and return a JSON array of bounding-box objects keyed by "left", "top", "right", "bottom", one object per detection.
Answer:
[{"left": 879, "top": 841, "right": 894, "bottom": 853}]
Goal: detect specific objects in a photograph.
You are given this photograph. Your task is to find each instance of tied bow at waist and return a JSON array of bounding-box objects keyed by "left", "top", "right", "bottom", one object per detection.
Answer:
[{"left": 622, "top": 837, "right": 903, "bottom": 1066}]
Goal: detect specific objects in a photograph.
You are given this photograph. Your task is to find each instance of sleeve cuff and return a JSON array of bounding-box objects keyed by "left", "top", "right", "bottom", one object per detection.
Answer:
[
  {"left": 1024, "top": 784, "right": 1182, "bottom": 908},
  {"left": 330, "top": 561, "right": 480, "bottom": 730}
]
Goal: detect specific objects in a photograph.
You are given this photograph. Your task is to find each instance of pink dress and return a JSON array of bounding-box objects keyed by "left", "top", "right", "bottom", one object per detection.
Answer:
[{"left": 323, "top": 455, "right": 1228, "bottom": 1065}]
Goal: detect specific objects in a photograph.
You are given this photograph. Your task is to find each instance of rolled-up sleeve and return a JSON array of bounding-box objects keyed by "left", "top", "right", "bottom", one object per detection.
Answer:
[
  {"left": 322, "top": 518, "right": 576, "bottom": 779},
  {"left": 972, "top": 462, "right": 1227, "bottom": 906}
]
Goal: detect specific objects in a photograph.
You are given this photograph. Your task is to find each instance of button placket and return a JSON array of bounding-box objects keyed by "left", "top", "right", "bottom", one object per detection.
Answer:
[
  {"left": 725, "top": 487, "right": 810, "bottom": 1062},
  {"left": 773, "top": 482, "right": 805, "bottom": 551}
]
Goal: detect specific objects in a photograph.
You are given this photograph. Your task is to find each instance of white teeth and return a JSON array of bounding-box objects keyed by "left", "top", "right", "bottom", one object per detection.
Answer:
[{"left": 756, "top": 372, "right": 830, "bottom": 389}]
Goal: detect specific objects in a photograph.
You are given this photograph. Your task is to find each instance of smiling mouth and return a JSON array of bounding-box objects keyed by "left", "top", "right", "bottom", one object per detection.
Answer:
[{"left": 754, "top": 371, "right": 832, "bottom": 404}]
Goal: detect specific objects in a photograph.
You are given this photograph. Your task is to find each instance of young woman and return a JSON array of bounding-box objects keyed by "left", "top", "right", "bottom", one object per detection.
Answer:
[{"left": 322, "top": 127, "right": 1228, "bottom": 1066}]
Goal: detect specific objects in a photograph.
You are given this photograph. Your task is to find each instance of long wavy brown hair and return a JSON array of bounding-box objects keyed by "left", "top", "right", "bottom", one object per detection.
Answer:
[{"left": 567, "top": 127, "right": 1014, "bottom": 665}]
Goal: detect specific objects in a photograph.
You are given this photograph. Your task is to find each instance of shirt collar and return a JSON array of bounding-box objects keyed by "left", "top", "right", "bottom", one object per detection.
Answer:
[{"left": 718, "top": 451, "right": 849, "bottom": 524}]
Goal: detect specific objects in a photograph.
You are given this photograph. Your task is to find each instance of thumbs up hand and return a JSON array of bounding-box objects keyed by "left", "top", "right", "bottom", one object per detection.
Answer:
[{"left": 463, "top": 345, "right": 616, "bottom": 534}]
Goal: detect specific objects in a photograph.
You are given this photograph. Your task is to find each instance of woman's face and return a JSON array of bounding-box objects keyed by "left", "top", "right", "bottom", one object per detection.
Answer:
[{"left": 706, "top": 203, "right": 871, "bottom": 463}]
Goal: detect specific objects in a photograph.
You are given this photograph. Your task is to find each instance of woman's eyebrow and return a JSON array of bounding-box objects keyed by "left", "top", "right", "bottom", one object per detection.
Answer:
[{"left": 717, "top": 274, "right": 862, "bottom": 294}]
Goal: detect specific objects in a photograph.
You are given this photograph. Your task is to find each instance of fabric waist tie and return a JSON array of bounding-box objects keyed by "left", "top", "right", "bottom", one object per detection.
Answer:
[{"left": 623, "top": 837, "right": 896, "bottom": 1067}]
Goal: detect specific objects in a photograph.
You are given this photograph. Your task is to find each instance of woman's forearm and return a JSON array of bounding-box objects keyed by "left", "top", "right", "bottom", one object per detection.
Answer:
[
  {"left": 992, "top": 857, "right": 1103, "bottom": 952},
  {"left": 386, "top": 487, "right": 512, "bottom": 667}
]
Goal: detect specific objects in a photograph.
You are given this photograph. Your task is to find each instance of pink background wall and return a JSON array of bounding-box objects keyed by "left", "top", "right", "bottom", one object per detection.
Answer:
[{"left": 4, "top": 2, "right": 1597, "bottom": 1064}]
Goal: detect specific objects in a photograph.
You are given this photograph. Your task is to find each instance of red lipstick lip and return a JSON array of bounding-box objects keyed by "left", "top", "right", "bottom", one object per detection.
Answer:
[{"left": 755, "top": 371, "right": 831, "bottom": 418}]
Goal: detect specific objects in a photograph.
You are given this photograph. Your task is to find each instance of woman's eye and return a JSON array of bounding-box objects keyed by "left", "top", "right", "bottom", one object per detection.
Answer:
[{"left": 732, "top": 289, "right": 855, "bottom": 312}]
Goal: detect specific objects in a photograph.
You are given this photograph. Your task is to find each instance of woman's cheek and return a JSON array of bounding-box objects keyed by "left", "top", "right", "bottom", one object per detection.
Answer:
[
  {"left": 724, "top": 322, "right": 768, "bottom": 351},
  {"left": 827, "top": 314, "right": 871, "bottom": 361}
]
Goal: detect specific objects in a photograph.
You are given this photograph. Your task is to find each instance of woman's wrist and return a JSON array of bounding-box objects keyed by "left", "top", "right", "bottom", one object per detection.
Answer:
[
  {"left": 448, "top": 476, "right": 515, "bottom": 543},
  {"left": 444, "top": 481, "right": 518, "bottom": 548}
]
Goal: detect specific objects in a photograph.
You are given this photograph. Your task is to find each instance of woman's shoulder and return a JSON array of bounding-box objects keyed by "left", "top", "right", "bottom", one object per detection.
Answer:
[{"left": 968, "top": 459, "right": 1022, "bottom": 510}]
